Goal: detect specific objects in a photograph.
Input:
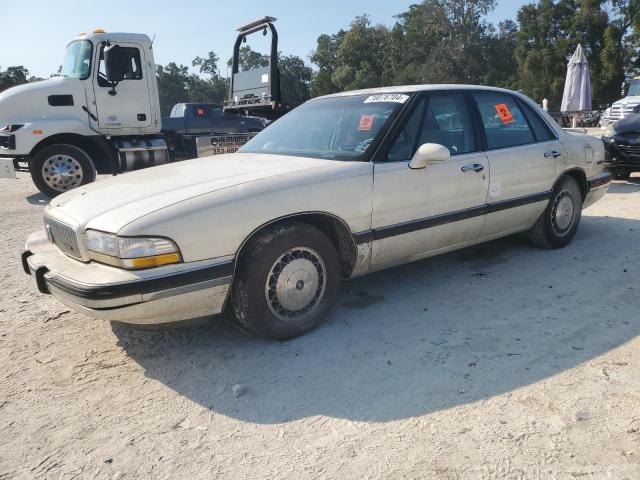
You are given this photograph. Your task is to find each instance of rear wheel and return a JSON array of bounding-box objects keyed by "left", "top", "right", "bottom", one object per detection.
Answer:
[
  {"left": 231, "top": 222, "right": 341, "bottom": 340},
  {"left": 30, "top": 144, "right": 96, "bottom": 198},
  {"left": 528, "top": 176, "right": 582, "bottom": 249}
]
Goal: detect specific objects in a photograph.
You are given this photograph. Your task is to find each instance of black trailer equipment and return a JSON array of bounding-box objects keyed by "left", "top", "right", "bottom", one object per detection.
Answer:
[{"left": 224, "top": 17, "right": 293, "bottom": 120}]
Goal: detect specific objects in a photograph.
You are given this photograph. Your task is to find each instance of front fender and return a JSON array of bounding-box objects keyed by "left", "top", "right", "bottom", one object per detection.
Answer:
[
  {"left": 116, "top": 167, "right": 374, "bottom": 263},
  {"left": 12, "top": 119, "right": 97, "bottom": 156}
]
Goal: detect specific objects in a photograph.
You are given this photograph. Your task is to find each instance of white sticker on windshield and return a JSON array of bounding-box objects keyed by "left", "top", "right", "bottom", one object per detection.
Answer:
[{"left": 363, "top": 94, "right": 410, "bottom": 104}]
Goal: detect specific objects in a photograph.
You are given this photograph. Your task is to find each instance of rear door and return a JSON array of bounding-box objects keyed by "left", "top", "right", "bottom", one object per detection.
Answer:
[
  {"left": 471, "top": 92, "right": 563, "bottom": 237},
  {"left": 371, "top": 92, "right": 490, "bottom": 270}
]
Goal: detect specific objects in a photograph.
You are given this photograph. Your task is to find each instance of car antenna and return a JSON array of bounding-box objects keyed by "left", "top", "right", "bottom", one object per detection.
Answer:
[{"left": 150, "top": 34, "right": 156, "bottom": 48}]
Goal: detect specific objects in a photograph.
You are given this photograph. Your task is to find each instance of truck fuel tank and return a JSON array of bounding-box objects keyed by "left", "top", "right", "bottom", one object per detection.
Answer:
[{"left": 114, "top": 138, "right": 170, "bottom": 171}]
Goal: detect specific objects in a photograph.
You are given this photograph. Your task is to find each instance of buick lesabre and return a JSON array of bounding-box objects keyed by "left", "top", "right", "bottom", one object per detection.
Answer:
[{"left": 22, "top": 85, "right": 611, "bottom": 339}]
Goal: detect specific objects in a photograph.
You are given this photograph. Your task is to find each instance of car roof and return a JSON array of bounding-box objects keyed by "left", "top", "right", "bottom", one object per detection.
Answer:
[
  {"left": 317, "top": 84, "right": 523, "bottom": 99},
  {"left": 316, "top": 84, "right": 564, "bottom": 137}
]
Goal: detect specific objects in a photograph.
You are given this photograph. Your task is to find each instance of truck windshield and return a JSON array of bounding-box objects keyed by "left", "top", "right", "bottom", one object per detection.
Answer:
[
  {"left": 239, "top": 94, "right": 409, "bottom": 160},
  {"left": 628, "top": 80, "right": 640, "bottom": 97},
  {"left": 61, "top": 40, "right": 93, "bottom": 80}
]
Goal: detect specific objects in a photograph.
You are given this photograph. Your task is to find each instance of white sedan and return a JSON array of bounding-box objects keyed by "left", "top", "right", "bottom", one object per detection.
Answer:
[{"left": 22, "top": 85, "right": 611, "bottom": 339}]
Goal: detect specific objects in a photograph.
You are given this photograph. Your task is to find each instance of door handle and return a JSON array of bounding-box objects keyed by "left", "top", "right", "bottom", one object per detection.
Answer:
[
  {"left": 544, "top": 150, "right": 562, "bottom": 158},
  {"left": 461, "top": 163, "right": 485, "bottom": 173}
]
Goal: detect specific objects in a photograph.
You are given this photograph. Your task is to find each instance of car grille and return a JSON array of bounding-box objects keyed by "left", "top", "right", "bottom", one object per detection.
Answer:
[
  {"left": 617, "top": 144, "right": 640, "bottom": 154},
  {"left": 44, "top": 217, "right": 82, "bottom": 259},
  {"left": 610, "top": 103, "right": 640, "bottom": 120}
]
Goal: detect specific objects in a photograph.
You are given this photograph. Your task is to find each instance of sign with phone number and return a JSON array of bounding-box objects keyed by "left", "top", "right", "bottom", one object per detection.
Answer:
[{"left": 195, "top": 133, "right": 258, "bottom": 158}]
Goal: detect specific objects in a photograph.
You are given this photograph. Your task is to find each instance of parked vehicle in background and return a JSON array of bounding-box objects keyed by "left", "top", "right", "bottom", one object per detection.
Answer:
[
  {"left": 0, "top": 18, "right": 285, "bottom": 198},
  {"left": 22, "top": 85, "right": 610, "bottom": 340},
  {"left": 602, "top": 113, "right": 640, "bottom": 179},
  {"left": 606, "top": 77, "right": 640, "bottom": 121},
  {"left": 162, "top": 103, "right": 266, "bottom": 159}
]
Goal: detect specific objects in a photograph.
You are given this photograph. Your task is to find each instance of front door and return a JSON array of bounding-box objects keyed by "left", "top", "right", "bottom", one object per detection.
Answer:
[
  {"left": 371, "top": 92, "right": 490, "bottom": 270},
  {"left": 93, "top": 43, "right": 152, "bottom": 130}
]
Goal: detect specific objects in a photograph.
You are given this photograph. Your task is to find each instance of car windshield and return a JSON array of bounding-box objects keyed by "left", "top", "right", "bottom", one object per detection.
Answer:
[
  {"left": 239, "top": 94, "right": 409, "bottom": 160},
  {"left": 61, "top": 40, "right": 93, "bottom": 80},
  {"left": 628, "top": 80, "right": 640, "bottom": 97}
]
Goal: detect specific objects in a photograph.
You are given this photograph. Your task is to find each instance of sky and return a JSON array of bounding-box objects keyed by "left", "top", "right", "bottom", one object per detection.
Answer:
[{"left": 0, "top": 0, "right": 531, "bottom": 78}]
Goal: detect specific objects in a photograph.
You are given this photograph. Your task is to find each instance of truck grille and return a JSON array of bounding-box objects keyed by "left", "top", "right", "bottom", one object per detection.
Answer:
[
  {"left": 610, "top": 103, "right": 640, "bottom": 120},
  {"left": 44, "top": 217, "right": 82, "bottom": 259}
]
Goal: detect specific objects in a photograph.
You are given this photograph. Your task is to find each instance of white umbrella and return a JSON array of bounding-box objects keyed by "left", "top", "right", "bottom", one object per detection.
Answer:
[{"left": 561, "top": 44, "right": 592, "bottom": 126}]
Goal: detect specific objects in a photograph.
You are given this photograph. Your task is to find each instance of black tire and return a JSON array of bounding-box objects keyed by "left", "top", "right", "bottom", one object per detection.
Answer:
[
  {"left": 231, "top": 222, "right": 341, "bottom": 340},
  {"left": 615, "top": 169, "right": 632, "bottom": 180},
  {"left": 30, "top": 144, "right": 96, "bottom": 198},
  {"left": 528, "top": 176, "right": 582, "bottom": 249}
]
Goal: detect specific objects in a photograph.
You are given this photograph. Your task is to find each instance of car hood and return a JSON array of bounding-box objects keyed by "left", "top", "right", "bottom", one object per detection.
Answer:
[
  {"left": 612, "top": 96, "right": 640, "bottom": 106},
  {"left": 47, "top": 153, "right": 368, "bottom": 232},
  {"left": 611, "top": 113, "right": 640, "bottom": 134}
]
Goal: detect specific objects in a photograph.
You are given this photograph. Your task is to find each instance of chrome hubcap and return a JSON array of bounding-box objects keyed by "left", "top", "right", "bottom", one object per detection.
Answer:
[
  {"left": 265, "top": 247, "right": 326, "bottom": 322},
  {"left": 552, "top": 191, "right": 575, "bottom": 235},
  {"left": 42, "top": 155, "right": 83, "bottom": 192}
]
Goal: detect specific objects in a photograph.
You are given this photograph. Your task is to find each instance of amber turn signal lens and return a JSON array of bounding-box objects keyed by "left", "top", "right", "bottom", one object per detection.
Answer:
[{"left": 127, "top": 253, "right": 181, "bottom": 269}]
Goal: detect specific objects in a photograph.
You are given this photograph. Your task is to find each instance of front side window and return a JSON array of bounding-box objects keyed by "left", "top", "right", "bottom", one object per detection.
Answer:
[
  {"left": 240, "top": 95, "right": 406, "bottom": 160},
  {"left": 473, "top": 92, "right": 535, "bottom": 149},
  {"left": 97, "top": 46, "right": 143, "bottom": 87},
  {"left": 386, "top": 93, "right": 476, "bottom": 161},
  {"left": 61, "top": 40, "right": 93, "bottom": 80}
]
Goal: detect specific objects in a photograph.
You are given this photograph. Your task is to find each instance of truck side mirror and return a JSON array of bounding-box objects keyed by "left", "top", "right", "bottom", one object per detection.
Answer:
[{"left": 104, "top": 44, "right": 127, "bottom": 85}]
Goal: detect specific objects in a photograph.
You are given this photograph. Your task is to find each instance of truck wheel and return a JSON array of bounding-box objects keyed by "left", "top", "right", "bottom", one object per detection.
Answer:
[
  {"left": 30, "top": 144, "right": 96, "bottom": 198},
  {"left": 231, "top": 222, "right": 341, "bottom": 340},
  {"left": 528, "top": 176, "right": 582, "bottom": 249}
]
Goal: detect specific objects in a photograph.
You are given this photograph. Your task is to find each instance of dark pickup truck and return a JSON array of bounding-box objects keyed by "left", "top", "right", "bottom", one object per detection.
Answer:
[{"left": 162, "top": 103, "right": 267, "bottom": 159}]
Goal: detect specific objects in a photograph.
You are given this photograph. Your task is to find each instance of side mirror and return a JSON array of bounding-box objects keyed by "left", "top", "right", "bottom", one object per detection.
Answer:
[
  {"left": 104, "top": 44, "right": 127, "bottom": 84},
  {"left": 409, "top": 143, "right": 451, "bottom": 169}
]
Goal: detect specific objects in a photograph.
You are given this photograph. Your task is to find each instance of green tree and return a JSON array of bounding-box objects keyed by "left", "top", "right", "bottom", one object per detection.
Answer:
[
  {"left": 228, "top": 45, "right": 269, "bottom": 71},
  {"left": 515, "top": 0, "right": 569, "bottom": 107},
  {"left": 0, "top": 66, "right": 31, "bottom": 92},
  {"left": 155, "top": 63, "right": 190, "bottom": 116},
  {"left": 310, "top": 31, "right": 345, "bottom": 96},
  {"left": 331, "top": 15, "right": 389, "bottom": 91},
  {"left": 278, "top": 55, "right": 312, "bottom": 105},
  {"left": 192, "top": 51, "right": 221, "bottom": 78}
]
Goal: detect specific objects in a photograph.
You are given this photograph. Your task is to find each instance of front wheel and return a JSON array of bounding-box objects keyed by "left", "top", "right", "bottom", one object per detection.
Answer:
[
  {"left": 528, "top": 176, "right": 583, "bottom": 249},
  {"left": 30, "top": 144, "right": 96, "bottom": 198},
  {"left": 231, "top": 222, "right": 341, "bottom": 340}
]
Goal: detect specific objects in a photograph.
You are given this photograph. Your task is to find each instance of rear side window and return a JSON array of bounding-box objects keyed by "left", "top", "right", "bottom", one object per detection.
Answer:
[
  {"left": 386, "top": 92, "right": 476, "bottom": 161},
  {"left": 520, "top": 101, "right": 555, "bottom": 142},
  {"left": 473, "top": 93, "right": 534, "bottom": 149}
]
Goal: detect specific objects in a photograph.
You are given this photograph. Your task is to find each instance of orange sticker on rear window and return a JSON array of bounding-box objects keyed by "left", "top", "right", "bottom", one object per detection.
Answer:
[
  {"left": 358, "top": 114, "right": 375, "bottom": 131},
  {"left": 495, "top": 103, "right": 514, "bottom": 124}
]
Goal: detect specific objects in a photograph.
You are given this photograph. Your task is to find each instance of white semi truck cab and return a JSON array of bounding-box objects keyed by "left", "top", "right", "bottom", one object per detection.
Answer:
[
  {"left": 0, "top": 27, "right": 268, "bottom": 197},
  {"left": 0, "top": 30, "right": 170, "bottom": 197}
]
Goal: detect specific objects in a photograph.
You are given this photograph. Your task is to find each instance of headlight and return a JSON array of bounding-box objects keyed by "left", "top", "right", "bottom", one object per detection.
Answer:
[
  {"left": 1, "top": 124, "right": 24, "bottom": 133},
  {"left": 603, "top": 123, "right": 617, "bottom": 138},
  {"left": 85, "top": 230, "right": 182, "bottom": 269}
]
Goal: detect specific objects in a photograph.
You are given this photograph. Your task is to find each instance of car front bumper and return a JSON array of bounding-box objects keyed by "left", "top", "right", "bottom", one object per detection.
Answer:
[
  {"left": 22, "top": 230, "right": 233, "bottom": 324},
  {"left": 602, "top": 135, "right": 640, "bottom": 169},
  {"left": 0, "top": 133, "right": 16, "bottom": 151}
]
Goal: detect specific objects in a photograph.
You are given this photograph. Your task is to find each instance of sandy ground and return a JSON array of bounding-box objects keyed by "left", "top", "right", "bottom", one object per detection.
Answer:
[{"left": 0, "top": 173, "right": 639, "bottom": 480}]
